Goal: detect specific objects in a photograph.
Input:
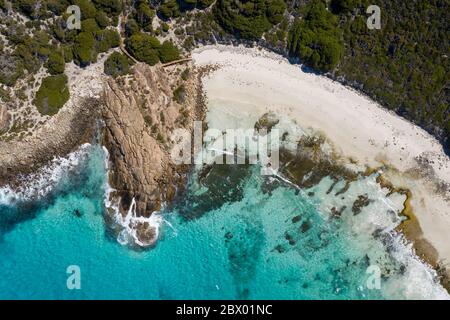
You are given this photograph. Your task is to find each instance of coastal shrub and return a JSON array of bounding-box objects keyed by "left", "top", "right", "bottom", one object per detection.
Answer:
[
  {"left": 213, "top": 0, "right": 286, "bottom": 40},
  {"left": 158, "top": 0, "right": 180, "bottom": 20},
  {"left": 158, "top": 41, "right": 180, "bottom": 63},
  {"left": 13, "top": 0, "right": 35, "bottom": 17},
  {"left": 74, "top": 0, "right": 97, "bottom": 19},
  {"left": 45, "top": 50, "right": 65, "bottom": 75},
  {"left": 334, "top": 0, "right": 450, "bottom": 149},
  {"left": 92, "top": 0, "right": 123, "bottom": 15},
  {"left": 0, "top": 53, "right": 23, "bottom": 86},
  {"left": 178, "top": 0, "right": 215, "bottom": 10},
  {"left": 266, "top": 0, "right": 286, "bottom": 25},
  {"left": 47, "top": 0, "right": 70, "bottom": 15},
  {"left": 125, "top": 19, "right": 140, "bottom": 37},
  {"left": 73, "top": 32, "right": 97, "bottom": 66},
  {"left": 161, "top": 22, "right": 170, "bottom": 32},
  {"left": 14, "top": 43, "right": 41, "bottom": 74},
  {"left": 104, "top": 52, "right": 131, "bottom": 77},
  {"left": 33, "top": 74, "right": 70, "bottom": 116},
  {"left": 173, "top": 84, "right": 186, "bottom": 103},
  {"left": 95, "top": 29, "right": 120, "bottom": 53},
  {"left": 62, "top": 45, "right": 74, "bottom": 62},
  {"left": 287, "top": 2, "right": 343, "bottom": 71},
  {"left": 50, "top": 19, "right": 66, "bottom": 42},
  {"left": 330, "top": 0, "right": 360, "bottom": 13},
  {"left": 197, "top": 0, "right": 215, "bottom": 9},
  {"left": 95, "top": 10, "right": 111, "bottom": 28},
  {"left": 134, "top": 2, "right": 155, "bottom": 32},
  {"left": 181, "top": 68, "right": 190, "bottom": 81},
  {"left": 125, "top": 33, "right": 161, "bottom": 65},
  {"left": 81, "top": 19, "right": 101, "bottom": 34}
]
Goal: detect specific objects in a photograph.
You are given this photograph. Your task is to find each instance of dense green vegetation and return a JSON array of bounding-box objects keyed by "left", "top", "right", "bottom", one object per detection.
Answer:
[
  {"left": 45, "top": 51, "right": 66, "bottom": 75},
  {"left": 158, "top": 41, "right": 181, "bottom": 63},
  {"left": 0, "top": 0, "right": 447, "bottom": 150},
  {"left": 73, "top": 31, "right": 97, "bottom": 66},
  {"left": 173, "top": 84, "right": 186, "bottom": 103},
  {"left": 157, "top": 0, "right": 214, "bottom": 20},
  {"left": 104, "top": 52, "right": 131, "bottom": 77},
  {"left": 0, "top": 53, "right": 22, "bottom": 86},
  {"left": 0, "top": 0, "right": 122, "bottom": 86},
  {"left": 332, "top": 0, "right": 449, "bottom": 149},
  {"left": 125, "top": 33, "right": 161, "bottom": 65},
  {"left": 125, "top": 32, "right": 180, "bottom": 65},
  {"left": 213, "top": 0, "right": 286, "bottom": 39},
  {"left": 158, "top": 0, "right": 181, "bottom": 20},
  {"left": 33, "top": 74, "right": 70, "bottom": 115},
  {"left": 288, "top": 2, "right": 343, "bottom": 71}
]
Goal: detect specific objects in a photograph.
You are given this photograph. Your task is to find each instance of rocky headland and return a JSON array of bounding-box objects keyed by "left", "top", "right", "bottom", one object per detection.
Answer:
[
  {"left": 0, "top": 54, "right": 205, "bottom": 247},
  {"left": 102, "top": 62, "right": 204, "bottom": 246}
]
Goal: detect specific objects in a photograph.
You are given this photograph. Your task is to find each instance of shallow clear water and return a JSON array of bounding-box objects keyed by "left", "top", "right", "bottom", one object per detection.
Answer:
[{"left": 0, "top": 144, "right": 447, "bottom": 299}]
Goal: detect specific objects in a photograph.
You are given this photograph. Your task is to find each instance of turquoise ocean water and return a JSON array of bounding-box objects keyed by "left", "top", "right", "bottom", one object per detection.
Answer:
[{"left": 0, "top": 144, "right": 447, "bottom": 299}]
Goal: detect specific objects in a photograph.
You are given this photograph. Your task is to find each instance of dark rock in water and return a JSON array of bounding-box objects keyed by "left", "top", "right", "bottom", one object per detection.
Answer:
[
  {"left": 284, "top": 232, "right": 296, "bottom": 245},
  {"left": 273, "top": 244, "right": 286, "bottom": 253},
  {"left": 300, "top": 221, "right": 311, "bottom": 233},
  {"left": 307, "top": 191, "right": 315, "bottom": 197},
  {"left": 399, "top": 264, "right": 406, "bottom": 275},
  {"left": 372, "top": 228, "right": 384, "bottom": 239},
  {"left": 352, "top": 194, "right": 372, "bottom": 215},
  {"left": 241, "top": 288, "right": 250, "bottom": 300},
  {"left": 134, "top": 221, "right": 157, "bottom": 247},
  {"left": 278, "top": 139, "right": 356, "bottom": 190},
  {"left": 254, "top": 112, "right": 279, "bottom": 134},
  {"left": 326, "top": 179, "right": 338, "bottom": 194},
  {"left": 73, "top": 209, "right": 82, "bottom": 217},
  {"left": 291, "top": 215, "right": 301, "bottom": 223},
  {"left": 330, "top": 206, "right": 346, "bottom": 218},
  {"left": 177, "top": 163, "right": 252, "bottom": 220},
  {"left": 224, "top": 217, "right": 264, "bottom": 299},
  {"left": 363, "top": 255, "right": 370, "bottom": 267},
  {"left": 225, "top": 231, "right": 233, "bottom": 240},
  {"left": 260, "top": 176, "right": 281, "bottom": 195}
]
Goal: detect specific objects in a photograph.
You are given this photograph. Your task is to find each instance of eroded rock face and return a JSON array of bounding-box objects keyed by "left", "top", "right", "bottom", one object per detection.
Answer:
[
  {"left": 0, "top": 98, "right": 100, "bottom": 187},
  {"left": 0, "top": 105, "right": 10, "bottom": 134},
  {"left": 102, "top": 63, "right": 203, "bottom": 247}
]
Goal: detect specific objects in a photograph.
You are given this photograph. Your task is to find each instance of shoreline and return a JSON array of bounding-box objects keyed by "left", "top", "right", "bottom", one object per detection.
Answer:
[
  {"left": 0, "top": 54, "right": 109, "bottom": 187},
  {"left": 192, "top": 44, "right": 450, "bottom": 289}
]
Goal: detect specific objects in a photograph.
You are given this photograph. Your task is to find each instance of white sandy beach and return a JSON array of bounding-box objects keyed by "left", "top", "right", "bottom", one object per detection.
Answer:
[{"left": 192, "top": 45, "right": 450, "bottom": 275}]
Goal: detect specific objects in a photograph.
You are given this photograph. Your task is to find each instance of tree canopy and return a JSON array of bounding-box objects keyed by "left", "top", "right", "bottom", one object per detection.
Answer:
[
  {"left": 213, "top": 0, "right": 286, "bottom": 40},
  {"left": 158, "top": 41, "right": 181, "bottom": 63},
  {"left": 125, "top": 33, "right": 161, "bottom": 65},
  {"left": 288, "top": 1, "right": 343, "bottom": 71},
  {"left": 104, "top": 52, "right": 131, "bottom": 77}
]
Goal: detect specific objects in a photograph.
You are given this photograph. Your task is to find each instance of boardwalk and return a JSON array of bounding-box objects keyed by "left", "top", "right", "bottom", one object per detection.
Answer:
[{"left": 161, "top": 57, "right": 192, "bottom": 68}]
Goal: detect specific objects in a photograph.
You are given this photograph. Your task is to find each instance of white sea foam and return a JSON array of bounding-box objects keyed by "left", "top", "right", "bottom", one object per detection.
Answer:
[
  {"left": 102, "top": 146, "right": 164, "bottom": 247},
  {"left": 305, "top": 172, "right": 449, "bottom": 300},
  {"left": 0, "top": 143, "right": 92, "bottom": 205}
]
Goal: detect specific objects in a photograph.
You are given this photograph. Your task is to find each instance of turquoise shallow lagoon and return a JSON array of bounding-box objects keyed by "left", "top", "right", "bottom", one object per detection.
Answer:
[{"left": 0, "top": 144, "right": 447, "bottom": 299}]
